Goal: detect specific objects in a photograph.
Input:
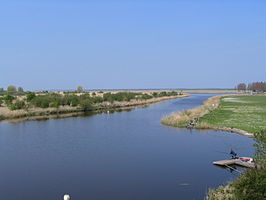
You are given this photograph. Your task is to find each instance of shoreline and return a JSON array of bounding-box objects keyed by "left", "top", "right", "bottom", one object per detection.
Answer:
[
  {"left": 1, "top": 94, "right": 188, "bottom": 123},
  {"left": 161, "top": 94, "right": 255, "bottom": 137}
]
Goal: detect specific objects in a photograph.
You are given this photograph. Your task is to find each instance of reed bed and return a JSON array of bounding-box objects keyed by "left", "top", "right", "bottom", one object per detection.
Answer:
[{"left": 161, "top": 95, "right": 224, "bottom": 127}]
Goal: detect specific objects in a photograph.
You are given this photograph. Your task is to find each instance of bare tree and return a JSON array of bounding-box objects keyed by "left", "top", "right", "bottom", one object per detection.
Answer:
[
  {"left": 236, "top": 83, "right": 246, "bottom": 92},
  {"left": 245, "top": 82, "right": 266, "bottom": 92}
]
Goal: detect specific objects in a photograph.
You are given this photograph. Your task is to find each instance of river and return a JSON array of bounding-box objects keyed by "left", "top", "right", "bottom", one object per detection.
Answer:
[{"left": 0, "top": 93, "right": 255, "bottom": 200}]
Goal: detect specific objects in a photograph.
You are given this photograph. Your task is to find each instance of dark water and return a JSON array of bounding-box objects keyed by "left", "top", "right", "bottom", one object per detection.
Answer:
[{"left": 0, "top": 94, "right": 255, "bottom": 200}]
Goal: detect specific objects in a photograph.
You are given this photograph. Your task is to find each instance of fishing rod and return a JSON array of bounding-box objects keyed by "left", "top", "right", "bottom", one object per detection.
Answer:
[{"left": 225, "top": 164, "right": 241, "bottom": 173}]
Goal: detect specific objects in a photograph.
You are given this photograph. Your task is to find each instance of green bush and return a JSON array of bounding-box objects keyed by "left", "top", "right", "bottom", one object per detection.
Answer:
[
  {"left": 14, "top": 100, "right": 25, "bottom": 109},
  {"left": 79, "top": 99, "right": 93, "bottom": 111},
  {"left": 3, "top": 94, "right": 15, "bottom": 105},
  {"left": 141, "top": 94, "right": 153, "bottom": 99},
  {"left": 232, "top": 131, "right": 266, "bottom": 200},
  {"left": 8, "top": 104, "right": 17, "bottom": 110},
  {"left": 26, "top": 92, "right": 36, "bottom": 102}
]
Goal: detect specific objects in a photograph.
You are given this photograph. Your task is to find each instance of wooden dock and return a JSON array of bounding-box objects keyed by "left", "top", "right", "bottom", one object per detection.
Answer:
[{"left": 213, "top": 159, "right": 255, "bottom": 168}]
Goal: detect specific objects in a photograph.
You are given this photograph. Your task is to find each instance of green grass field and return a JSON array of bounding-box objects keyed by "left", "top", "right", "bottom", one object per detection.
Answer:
[{"left": 200, "top": 95, "right": 266, "bottom": 134}]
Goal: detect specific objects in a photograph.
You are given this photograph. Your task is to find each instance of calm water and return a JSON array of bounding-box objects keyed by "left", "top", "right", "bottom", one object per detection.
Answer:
[{"left": 0, "top": 94, "right": 255, "bottom": 200}]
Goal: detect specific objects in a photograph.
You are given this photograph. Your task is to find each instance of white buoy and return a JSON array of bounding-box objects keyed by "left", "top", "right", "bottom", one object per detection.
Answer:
[{"left": 64, "top": 194, "right": 70, "bottom": 200}]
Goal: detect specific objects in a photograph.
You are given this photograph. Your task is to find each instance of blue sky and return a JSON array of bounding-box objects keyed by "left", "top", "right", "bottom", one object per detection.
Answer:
[{"left": 1, "top": 0, "right": 265, "bottom": 90}]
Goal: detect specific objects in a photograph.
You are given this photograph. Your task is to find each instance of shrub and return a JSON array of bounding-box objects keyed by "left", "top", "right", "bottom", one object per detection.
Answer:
[
  {"left": 79, "top": 99, "right": 93, "bottom": 111},
  {"left": 232, "top": 130, "right": 266, "bottom": 200},
  {"left": 14, "top": 100, "right": 25, "bottom": 109},
  {"left": 3, "top": 94, "right": 15, "bottom": 105},
  {"left": 141, "top": 94, "right": 153, "bottom": 100},
  {"left": 8, "top": 104, "right": 17, "bottom": 110},
  {"left": 26, "top": 92, "right": 36, "bottom": 102}
]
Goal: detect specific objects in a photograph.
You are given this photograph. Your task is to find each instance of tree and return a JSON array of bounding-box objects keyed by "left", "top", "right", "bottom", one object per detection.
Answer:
[
  {"left": 247, "top": 82, "right": 266, "bottom": 92},
  {"left": 236, "top": 83, "right": 246, "bottom": 92},
  {"left": 18, "top": 87, "right": 24, "bottom": 92},
  {"left": 0, "top": 88, "right": 4, "bottom": 93},
  {"left": 7, "top": 85, "right": 17, "bottom": 92},
  {"left": 77, "top": 86, "right": 83, "bottom": 93}
]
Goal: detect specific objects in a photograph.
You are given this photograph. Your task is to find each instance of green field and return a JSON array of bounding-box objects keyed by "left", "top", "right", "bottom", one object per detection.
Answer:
[{"left": 200, "top": 95, "right": 266, "bottom": 134}]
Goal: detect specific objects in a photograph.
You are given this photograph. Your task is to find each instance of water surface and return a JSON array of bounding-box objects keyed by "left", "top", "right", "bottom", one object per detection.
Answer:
[{"left": 0, "top": 94, "right": 254, "bottom": 200}]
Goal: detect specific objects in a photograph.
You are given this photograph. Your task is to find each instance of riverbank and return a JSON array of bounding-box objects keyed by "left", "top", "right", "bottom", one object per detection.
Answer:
[
  {"left": 0, "top": 94, "right": 188, "bottom": 122},
  {"left": 161, "top": 95, "right": 264, "bottom": 137},
  {"left": 161, "top": 94, "right": 266, "bottom": 200}
]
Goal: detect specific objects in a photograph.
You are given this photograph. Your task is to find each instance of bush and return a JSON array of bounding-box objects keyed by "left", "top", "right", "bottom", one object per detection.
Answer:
[
  {"left": 26, "top": 92, "right": 36, "bottom": 102},
  {"left": 8, "top": 104, "right": 17, "bottom": 111},
  {"left": 79, "top": 99, "right": 93, "bottom": 111},
  {"left": 232, "top": 130, "right": 266, "bottom": 200},
  {"left": 141, "top": 94, "right": 153, "bottom": 100},
  {"left": 3, "top": 94, "right": 15, "bottom": 105},
  {"left": 14, "top": 100, "right": 25, "bottom": 109},
  {"left": 103, "top": 92, "right": 137, "bottom": 102}
]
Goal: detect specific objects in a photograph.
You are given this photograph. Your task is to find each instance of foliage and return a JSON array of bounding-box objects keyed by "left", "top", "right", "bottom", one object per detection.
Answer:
[
  {"left": 77, "top": 86, "right": 83, "bottom": 93},
  {"left": 14, "top": 100, "right": 26, "bottom": 109},
  {"left": 8, "top": 100, "right": 26, "bottom": 110},
  {"left": 8, "top": 104, "right": 17, "bottom": 111},
  {"left": 79, "top": 99, "right": 93, "bottom": 111},
  {"left": 17, "top": 87, "right": 24, "bottom": 92},
  {"left": 3, "top": 94, "right": 15, "bottom": 105},
  {"left": 6, "top": 90, "right": 180, "bottom": 111},
  {"left": 103, "top": 92, "right": 138, "bottom": 102},
  {"left": 140, "top": 94, "right": 153, "bottom": 99},
  {"left": 26, "top": 92, "right": 36, "bottom": 102},
  {"left": 231, "top": 130, "right": 266, "bottom": 200},
  {"left": 7, "top": 85, "right": 17, "bottom": 92}
]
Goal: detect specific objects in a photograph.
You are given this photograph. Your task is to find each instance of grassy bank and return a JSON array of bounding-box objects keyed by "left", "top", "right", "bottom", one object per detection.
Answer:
[
  {"left": 161, "top": 95, "right": 224, "bottom": 129},
  {"left": 161, "top": 95, "right": 266, "bottom": 199},
  {"left": 161, "top": 95, "right": 266, "bottom": 136},
  {"left": 0, "top": 91, "right": 188, "bottom": 122}
]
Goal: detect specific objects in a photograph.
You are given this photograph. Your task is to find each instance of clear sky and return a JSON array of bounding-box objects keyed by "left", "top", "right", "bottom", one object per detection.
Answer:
[{"left": 1, "top": 0, "right": 265, "bottom": 90}]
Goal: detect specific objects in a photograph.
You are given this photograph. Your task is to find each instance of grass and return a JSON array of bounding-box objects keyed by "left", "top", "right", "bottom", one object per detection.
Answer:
[
  {"left": 161, "top": 95, "right": 222, "bottom": 127},
  {"left": 161, "top": 95, "right": 266, "bottom": 135},
  {"left": 200, "top": 96, "right": 266, "bottom": 134}
]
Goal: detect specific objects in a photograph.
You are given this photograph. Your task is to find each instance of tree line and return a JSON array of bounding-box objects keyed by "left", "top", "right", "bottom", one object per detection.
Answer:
[
  {"left": 236, "top": 82, "right": 266, "bottom": 92},
  {"left": 0, "top": 85, "right": 24, "bottom": 94}
]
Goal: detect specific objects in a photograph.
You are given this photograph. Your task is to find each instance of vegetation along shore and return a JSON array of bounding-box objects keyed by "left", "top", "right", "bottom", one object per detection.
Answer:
[
  {"left": 0, "top": 86, "right": 188, "bottom": 122},
  {"left": 161, "top": 94, "right": 266, "bottom": 199}
]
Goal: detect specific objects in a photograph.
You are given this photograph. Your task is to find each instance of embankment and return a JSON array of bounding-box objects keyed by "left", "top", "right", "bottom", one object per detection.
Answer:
[
  {"left": 161, "top": 94, "right": 254, "bottom": 137},
  {"left": 0, "top": 94, "right": 188, "bottom": 122}
]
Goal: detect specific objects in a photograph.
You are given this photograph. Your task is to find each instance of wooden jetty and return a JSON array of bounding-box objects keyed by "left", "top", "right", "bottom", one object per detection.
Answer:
[{"left": 213, "top": 159, "right": 255, "bottom": 168}]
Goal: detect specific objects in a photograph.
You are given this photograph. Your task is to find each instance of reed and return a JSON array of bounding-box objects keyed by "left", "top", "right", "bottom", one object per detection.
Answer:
[{"left": 161, "top": 95, "right": 222, "bottom": 127}]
